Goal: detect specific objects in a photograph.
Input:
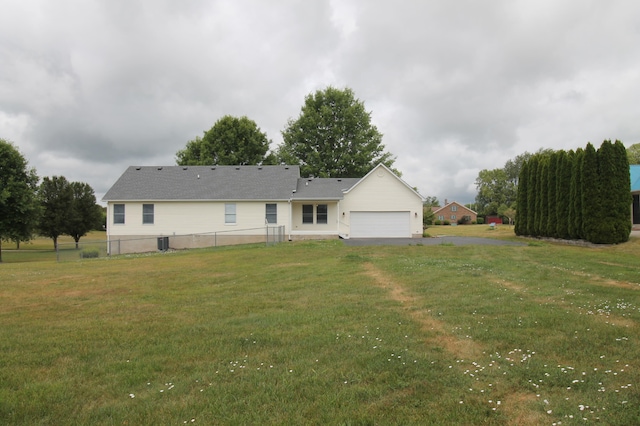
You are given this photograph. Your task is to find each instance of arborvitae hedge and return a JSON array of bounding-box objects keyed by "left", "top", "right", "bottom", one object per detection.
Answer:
[
  {"left": 515, "top": 161, "right": 528, "bottom": 236},
  {"left": 526, "top": 156, "right": 538, "bottom": 236},
  {"left": 569, "top": 148, "right": 584, "bottom": 240},
  {"left": 517, "top": 141, "right": 631, "bottom": 244},
  {"left": 546, "top": 152, "right": 558, "bottom": 237},
  {"left": 581, "top": 143, "right": 600, "bottom": 242},
  {"left": 555, "top": 150, "right": 572, "bottom": 239}
]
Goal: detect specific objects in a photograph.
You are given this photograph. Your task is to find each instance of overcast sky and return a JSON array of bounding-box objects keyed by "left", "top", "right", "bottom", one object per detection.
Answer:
[{"left": 2, "top": 1, "right": 639, "bottom": 205}]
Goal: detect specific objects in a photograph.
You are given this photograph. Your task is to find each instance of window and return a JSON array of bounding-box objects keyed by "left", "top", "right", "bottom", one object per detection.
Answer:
[
  {"left": 225, "top": 203, "right": 236, "bottom": 224},
  {"left": 142, "top": 204, "right": 154, "bottom": 224},
  {"left": 451, "top": 205, "right": 458, "bottom": 212},
  {"left": 451, "top": 215, "right": 456, "bottom": 220},
  {"left": 438, "top": 215, "right": 444, "bottom": 221},
  {"left": 266, "top": 203, "right": 277, "bottom": 224},
  {"left": 302, "top": 205, "right": 313, "bottom": 224},
  {"left": 114, "top": 204, "right": 125, "bottom": 224},
  {"left": 316, "top": 204, "right": 328, "bottom": 224}
]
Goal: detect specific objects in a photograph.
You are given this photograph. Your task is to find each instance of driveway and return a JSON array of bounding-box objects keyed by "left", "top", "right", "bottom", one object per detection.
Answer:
[{"left": 342, "top": 236, "right": 525, "bottom": 246}]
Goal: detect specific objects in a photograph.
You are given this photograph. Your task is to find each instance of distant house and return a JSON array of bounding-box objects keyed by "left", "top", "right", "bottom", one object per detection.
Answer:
[
  {"left": 102, "top": 163, "right": 425, "bottom": 253},
  {"left": 432, "top": 200, "right": 477, "bottom": 224},
  {"left": 631, "top": 165, "right": 640, "bottom": 228}
]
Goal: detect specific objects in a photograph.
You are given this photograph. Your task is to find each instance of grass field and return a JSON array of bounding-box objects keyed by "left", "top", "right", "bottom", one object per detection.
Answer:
[{"left": 1, "top": 227, "right": 640, "bottom": 424}]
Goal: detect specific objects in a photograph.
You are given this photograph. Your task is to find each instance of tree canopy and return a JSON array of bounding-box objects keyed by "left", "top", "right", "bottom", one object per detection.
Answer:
[
  {"left": 38, "top": 176, "right": 73, "bottom": 249},
  {"left": 279, "top": 87, "right": 396, "bottom": 178},
  {"left": 66, "top": 181, "right": 103, "bottom": 248},
  {"left": 176, "top": 115, "right": 275, "bottom": 166},
  {"left": 38, "top": 176, "right": 103, "bottom": 249},
  {"left": 475, "top": 149, "right": 553, "bottom": 217},
  {"left": 627, "top": 142, "right": 640, "bottom": 164},
  {"left": 0, "top": 139, "right": 40, "bottom": 261}
]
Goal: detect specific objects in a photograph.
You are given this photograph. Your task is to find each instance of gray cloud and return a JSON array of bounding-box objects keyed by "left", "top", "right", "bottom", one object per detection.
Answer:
[{"left": 1, "top": 0, "right": 640, "bottom": 205}]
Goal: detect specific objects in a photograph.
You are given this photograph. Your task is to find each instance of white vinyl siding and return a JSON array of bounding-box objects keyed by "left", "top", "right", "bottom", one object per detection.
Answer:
[{"left": 350, "top": 211, "right": 411, "bottom": 238}]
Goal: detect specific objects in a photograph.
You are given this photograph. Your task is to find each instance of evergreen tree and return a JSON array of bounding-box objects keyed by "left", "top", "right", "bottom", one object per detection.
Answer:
[
  {"left": 515, "top": 161, "right": 529, "bottom": 236},
  {"left": 591, "top": 140, "right": 631, "bottom": 243},
  {"left": 569, "top": 148, "right": 584, "bottom": 239},
  {"left": 581, "top": 143, "right": 600, "bottom": 242},
  {"left": 555, "top": 150, "right": 572, "bottom": 239},
  {"left": 535, "top": 158, "right": 548, "bottom": 236},
  {"left": 546, "top": 152, "right": 559, "bottom": 237},
  {"left": 526, "top": 156, "right": 539, "bottom": 236}
]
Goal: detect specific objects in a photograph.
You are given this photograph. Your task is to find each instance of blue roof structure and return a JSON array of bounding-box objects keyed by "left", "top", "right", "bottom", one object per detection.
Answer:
[{"left": 631, "top": 165, "right": 640, "bottom": 192}]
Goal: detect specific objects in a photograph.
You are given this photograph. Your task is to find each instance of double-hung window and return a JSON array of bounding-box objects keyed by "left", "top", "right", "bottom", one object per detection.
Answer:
[
  {"left": 316, "top": 204, "right": 328, "bottom": 224},
  {"left": 114, "top": 204, "right": 125, "bottom": 224},
  {"left": 266, "top": 204, "right": 277, "bottom": 224},
  {"left": 225, "top": 203, "right": 236, "bottom": 224},
  {"left": 302, "top": 205, "right": 313, "bottom": 224},
  {"left": 142, "top": 204, "right": 154, "bottom": 224}
]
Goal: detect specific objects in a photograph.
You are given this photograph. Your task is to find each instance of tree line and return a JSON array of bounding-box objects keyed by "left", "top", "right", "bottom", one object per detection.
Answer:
[
  {"left": 175, "top": 86, "right": 398, "bottom": 178},
  {"left": 0, "top": 139, "right": 103, "bottom": 261},
  {"left": 514, "top": 140, "right": 631, "bottom": 244}
]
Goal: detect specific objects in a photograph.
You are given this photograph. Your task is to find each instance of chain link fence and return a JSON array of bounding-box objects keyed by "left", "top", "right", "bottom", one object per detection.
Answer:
[{"left": 56, "top": 225, "right": 286, "bottom": 262}]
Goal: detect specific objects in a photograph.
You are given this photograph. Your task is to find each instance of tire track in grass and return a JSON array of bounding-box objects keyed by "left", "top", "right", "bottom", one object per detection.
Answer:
[
  {"left": 364, "top": 262, "right": 485, "bottom": 360},
  {"left": 363, "top": 262, "right": 545, "bottom": 424}
]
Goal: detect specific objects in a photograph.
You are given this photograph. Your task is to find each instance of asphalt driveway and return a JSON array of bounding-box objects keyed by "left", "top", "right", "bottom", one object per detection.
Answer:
[{"left": 342, "top": 236, "right": 525, "bottom": 246}]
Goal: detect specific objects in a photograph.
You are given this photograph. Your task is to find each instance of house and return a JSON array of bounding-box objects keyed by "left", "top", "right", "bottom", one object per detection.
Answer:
[
  {"left": 102, "top": 163, "right": 425, "bottom": 253},
  {"left": 432, "top": 200, "right": 477, "bottom": 224},
  {"left": 632, "top": 165, "right": 640, "bottom": 229}
]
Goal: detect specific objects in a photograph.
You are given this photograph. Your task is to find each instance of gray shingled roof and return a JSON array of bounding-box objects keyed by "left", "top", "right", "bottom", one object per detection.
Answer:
[
  {"left": 291, "top": 177, "right": 360, "bottom": 200},
  {"left": 102, "top": 165, "right": 301, "bottom": 201}
]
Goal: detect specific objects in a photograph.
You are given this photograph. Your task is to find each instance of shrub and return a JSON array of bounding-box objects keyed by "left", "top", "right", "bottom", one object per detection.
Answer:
[
  {"left": 81, "top": 249, "right": 100, "bottom": 259},
  {"left": 457, "top": 216, "right": 471, "bottom": 225},
  {"left": 476, "top": 217, "right": 485, "bottom": 225},
  {"left": 434, "top": 220, "right": 442, "bottom": 225},
  {"left": 443, "top": 220, "right": 451, "bottom": 226}
]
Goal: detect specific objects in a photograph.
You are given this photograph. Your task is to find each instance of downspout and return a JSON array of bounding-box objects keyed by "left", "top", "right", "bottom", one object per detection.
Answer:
[
  {"left": 288, "top": 198, "right": 292, "bottom": 241},
  {"left": 105, "top": 202, "right": 111, "bottom": 255},
  {"left": 337, "top": 200, "right": 340, "bottom": 237}
]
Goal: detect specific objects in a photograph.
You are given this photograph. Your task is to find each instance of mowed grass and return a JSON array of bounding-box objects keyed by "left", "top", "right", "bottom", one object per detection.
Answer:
[
  {"left": 1, "top": 230, "right": 640, "bottom": 424},
  {"left": 1, "top": 231, "right": 107, "bottom": 263}
]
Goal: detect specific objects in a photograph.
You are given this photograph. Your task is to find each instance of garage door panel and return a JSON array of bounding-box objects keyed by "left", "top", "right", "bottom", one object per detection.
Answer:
[{"left": 350, "top": 211, "right": 410, "bottom": 238}]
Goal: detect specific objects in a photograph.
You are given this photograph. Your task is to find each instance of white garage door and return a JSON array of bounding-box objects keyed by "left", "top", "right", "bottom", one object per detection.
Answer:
[{"left": 350, "top": 211, "right": 411, "bottom": 238}]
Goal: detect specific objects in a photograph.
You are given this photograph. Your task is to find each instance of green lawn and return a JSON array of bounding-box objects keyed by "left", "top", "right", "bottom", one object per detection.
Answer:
[{"left": 1, "top": 230, "right": 639, "bottom": 424}]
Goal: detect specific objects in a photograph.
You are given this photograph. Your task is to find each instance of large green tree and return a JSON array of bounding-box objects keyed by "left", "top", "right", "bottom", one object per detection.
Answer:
[
  {"left": 474, "top": 168, "right": 514, "bottom": 216},
  {"left": 66, "top": 182, "right": 103, "bottom": 248},
  {"left": 38, "top": 176, "right": 73, "bottom": 250},
  {"left": 176, "top": 115, "right": 274, "bottom": 165},
  {"left": 279, "top": 86, "right": 395, "bottom": 177},
  {"left": 0, "top": 139, "right": 40, "bottom": 262},
  {"left": 626, "top": 142, "right": 640, "bottom": 164}
]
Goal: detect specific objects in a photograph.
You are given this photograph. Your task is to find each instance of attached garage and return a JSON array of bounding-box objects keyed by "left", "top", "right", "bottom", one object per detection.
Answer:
[{"left": 350, "top": 211, "right": 411, "bottom": 238}]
